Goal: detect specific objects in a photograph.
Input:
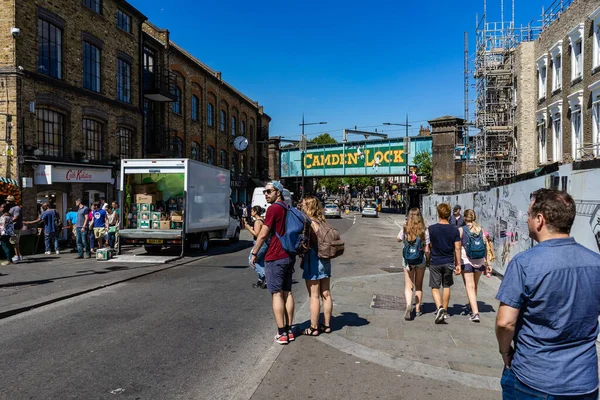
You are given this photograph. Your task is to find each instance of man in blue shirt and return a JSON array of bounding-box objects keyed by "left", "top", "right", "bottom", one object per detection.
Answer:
[
  {"left": 92, "top": 202, "right": 108, "bottom": 249},
  {"left": 26, "top": 203, "right": 60, "bottom": 255},
  {"left": 496, "top": 189, "right": 600, "bottom": 399}
]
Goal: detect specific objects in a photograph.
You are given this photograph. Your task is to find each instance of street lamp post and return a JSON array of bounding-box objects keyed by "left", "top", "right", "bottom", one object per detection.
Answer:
[
  {"left": 383, "top": 115, "right": 411, "bottom": 213},
  {"left": 299, "top": 114, "right": 327, "bottom": 196}
]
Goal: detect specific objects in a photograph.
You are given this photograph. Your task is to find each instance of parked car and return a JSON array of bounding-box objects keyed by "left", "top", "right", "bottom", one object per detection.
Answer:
[
  {"left": 361, "top": 203, "right": 378, "bottom": 218},
  {"left": 324, "top": 203, "right": 342, "bottom": 218}
]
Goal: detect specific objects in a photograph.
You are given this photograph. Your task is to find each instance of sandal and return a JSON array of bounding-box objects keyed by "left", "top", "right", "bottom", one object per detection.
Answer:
[
  {"left": 319, "top": 324, "right": 332, "bottom": 334},
  {"left": 303, "top": 326, "right": 320, "bottom": 336}
]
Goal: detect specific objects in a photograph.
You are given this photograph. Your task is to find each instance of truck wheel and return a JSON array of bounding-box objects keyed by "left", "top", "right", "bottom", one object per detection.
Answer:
[
  {"left": 230, "top": 228, "right": 240, "bottom": 243},
  {"left": 144, "top": 245, "right": 162, "bottom": 254},
  {"left": 200, "top": 233, "right": 209, "bottom": 253}
]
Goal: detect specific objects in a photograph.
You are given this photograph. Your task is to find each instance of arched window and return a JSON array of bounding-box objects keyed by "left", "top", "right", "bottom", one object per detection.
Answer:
[
  {"left": 231, "top": 116, "right": 237, "bottom": 136},
  {"left": 171, "top": 85, "right": 182, "bottom": 114},
  {"left": 171, "top": 136, "right": 183, "bottom": 157},
  {"left": 240, "top": 154, "right": 245, "bottom": 175},
  {"left": 207, "top": 103, "right": 214, "bottom": 127},
  {"left": 191, "top": 95, "right": 199, "bottom": 121},
  {"left": 231, "top": 152, "right": 238, "bottom": 175},
  {"left": 191, "top": 141, "right": 200, "bottom": 160},
  {"left": 220, "top": 110, "right": 226, "bottom": 132},
  {"left": 241, "top": 121, "right": 246, "bottom": 137},
  {"left": 207, "top": 145, "right": 215, "bottom": 165},
  {"left": 220, "top": 150, "right": 228, "bottom": 168}
]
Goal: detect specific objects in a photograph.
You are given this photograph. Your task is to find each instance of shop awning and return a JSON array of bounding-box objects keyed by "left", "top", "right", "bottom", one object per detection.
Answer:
[
  {"left": 249, "top": 178, "right": 264, "bottom": 187},
  {"left": 0, "top": 177, "right": 18, "bottom": 185}
]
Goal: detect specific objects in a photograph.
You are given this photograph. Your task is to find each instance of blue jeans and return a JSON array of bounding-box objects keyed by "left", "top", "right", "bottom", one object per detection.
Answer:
[
  {"left": 44, "top": 232, "right": 59, "bottom": 253},
  {"left": 76, "top": 228, "right": 90, "bottom": 257},
  {"left": 89, "top": 230, "right": 96, "bottom": 249},
  {"left": 501, "top": 367, "right": 599, "bottom": 400},
  {"left": 108, "top": 230, "right": 117, "bottom": 248},
  {"left": 0, "top": 235, "right": 12, "bottom": 261},
  {"left": 248, "top": 242, "right": 268, "bottom": 280}
]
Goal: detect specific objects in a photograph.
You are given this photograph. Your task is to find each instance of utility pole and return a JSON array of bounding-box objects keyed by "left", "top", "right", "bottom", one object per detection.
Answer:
[
  {"left": 383, "top": 114, "right": 411, "bottom": 213},
  {"left": 299, "top": 114, "right": 326, "bottom": 196}
]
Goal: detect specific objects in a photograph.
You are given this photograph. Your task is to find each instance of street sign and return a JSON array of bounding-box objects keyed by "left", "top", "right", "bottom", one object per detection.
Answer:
[{"left": 375, "top": 186, "right": 380, "bottom": 194}]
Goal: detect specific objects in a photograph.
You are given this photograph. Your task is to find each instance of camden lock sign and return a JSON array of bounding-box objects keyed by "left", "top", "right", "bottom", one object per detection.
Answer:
[
  {"left": 280, "top": 137, "right": 432, "bottom": 178},
  {"left": 34, "top": 164, "right": 113, "bottom": 185}
]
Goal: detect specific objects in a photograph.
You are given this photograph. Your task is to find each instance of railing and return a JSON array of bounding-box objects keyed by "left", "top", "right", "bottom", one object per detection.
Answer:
[
  {"left": 143, "top": 68, "right": 177, "bottom": 102},
  {"left": 542, "top": 0, "right": 574, "bottom": 30}
]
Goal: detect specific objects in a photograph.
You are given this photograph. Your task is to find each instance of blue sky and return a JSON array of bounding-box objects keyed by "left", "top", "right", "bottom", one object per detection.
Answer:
[{"left": 129, "top": 0, "right": 550, "bottom": 142}]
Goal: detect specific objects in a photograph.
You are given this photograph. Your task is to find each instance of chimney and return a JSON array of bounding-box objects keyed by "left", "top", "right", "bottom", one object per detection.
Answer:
[{"left": 216, "top": 72, "right": 222, "bottom": 81}]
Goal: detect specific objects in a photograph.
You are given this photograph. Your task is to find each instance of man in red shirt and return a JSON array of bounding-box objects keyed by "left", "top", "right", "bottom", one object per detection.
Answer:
[{"left": 252, "top": 181, "right": 296, "bottom": 344}]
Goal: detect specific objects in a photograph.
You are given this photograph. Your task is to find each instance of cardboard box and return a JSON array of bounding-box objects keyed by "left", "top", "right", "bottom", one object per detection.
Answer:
[
  {"left": 151, "top": 220, "right": 161, "bottom": 229},
  {"left": 96, "top": 248, "right": 112, "bottom": 261},
  {"left": 139, "top": 220, "right": 150, "bottom": 229},
  {"left": 136, "top": 183, "right": 158, "bottom": 194},
  {"left": 138, "top": 203, "right": 155, "bottom": 212},
  {"left": 171, "top": 221, "right": 183, "bottom": 230},
  {"left": 135, "top": 194, "right": 156, "bottom": 204},
  {"left": 139, "top": 212, "right": 151, "bottom": 221},
  {"left": 151, "top": 212, "right": 162, "bottom": 221},
  {"left": 170, "top": 211, "right": 183, "bottom": 222},
  {"left": 159, "top": 221, "right": 170, "bottom": 230}
]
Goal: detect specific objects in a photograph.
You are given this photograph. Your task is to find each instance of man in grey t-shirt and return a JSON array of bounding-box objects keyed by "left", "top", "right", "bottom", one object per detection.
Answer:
[
  {"left": 6, "top": 195, "right": 22, "bottom": 262},
  {"left": 75, "top": 199, "right": 91, "bottom": 259}
]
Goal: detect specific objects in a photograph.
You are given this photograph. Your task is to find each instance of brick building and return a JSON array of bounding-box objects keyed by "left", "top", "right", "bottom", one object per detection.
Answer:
[
  {"left": 0, "top": 0, "right": 271, "bottom": 223},
  {"left": 526, "top": 0, "right": 600, "bottom": 169},
  {"left": 142, "top": 23, "right": 271, "bottom": 204}
]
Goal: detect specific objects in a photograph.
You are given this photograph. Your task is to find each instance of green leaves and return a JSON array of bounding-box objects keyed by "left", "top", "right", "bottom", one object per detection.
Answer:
[{"left": 413, "top": 150, "right": 432, "bottom": 191}]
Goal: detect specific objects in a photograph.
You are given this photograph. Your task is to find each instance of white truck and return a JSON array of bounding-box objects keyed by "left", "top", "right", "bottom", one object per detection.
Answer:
[{"left": 118, "top": 159, "right": 241, "bottom": 255}]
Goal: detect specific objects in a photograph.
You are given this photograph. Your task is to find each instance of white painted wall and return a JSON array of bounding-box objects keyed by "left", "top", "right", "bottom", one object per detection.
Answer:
[{"left": 423, "top": 164, "right": 600, "bottom": 276}]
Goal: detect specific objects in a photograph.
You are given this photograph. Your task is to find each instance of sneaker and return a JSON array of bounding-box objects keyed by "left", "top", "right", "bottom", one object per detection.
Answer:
[
  {"left": 469, "top": 313, "right": 480, "bottom": 323},
  {"left": 55, "top": 250, "right": 60, "bottom": 255},
  {"left": 460, "top": 304, "right": 471, "bottom": 316},
  {"left": 252, "top": 279, "right": 265, "bottom": 288},
  {"left": 287, "top": 329, "right": 295, "bottom": 342},
  {"left": 11, "top": 256, "right": 19, "bottom": 263},
  {"left": 404, "top": 306, "right": 412, "bottom": 321},
  {"left": 44, "top": 251, "right": 51, "bottom": 255},
  {"left": 1, "top": 261, "right": 12, "bottom": 266},
  {"left": 274, "top": 333, "right": 289, "bottom": 345},
  {"left": 415, "top": 310, "right": 423, "bottom": 317},
  {"left": 435, "top": 308, "right": 448, "bottom": 324}
]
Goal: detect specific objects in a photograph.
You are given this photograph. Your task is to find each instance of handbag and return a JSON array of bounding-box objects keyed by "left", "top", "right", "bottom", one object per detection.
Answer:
[{"left": 108, "top": 226, "right": 117, "bottom": 234}]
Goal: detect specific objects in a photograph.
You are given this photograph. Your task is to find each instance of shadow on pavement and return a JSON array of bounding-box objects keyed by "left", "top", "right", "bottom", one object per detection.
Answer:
[{"left": 298, "top": 311, "right": 369, "bottom": 334}]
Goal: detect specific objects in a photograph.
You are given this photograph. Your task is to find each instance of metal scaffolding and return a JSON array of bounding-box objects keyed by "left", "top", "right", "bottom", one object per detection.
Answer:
[{"left": 469, "top": 0, "right": 573, "bottom": 188}]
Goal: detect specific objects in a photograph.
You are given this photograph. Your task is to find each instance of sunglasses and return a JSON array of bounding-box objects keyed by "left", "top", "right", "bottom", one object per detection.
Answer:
[{"left": 263, "top": 189, "right": 275, "bottom": 195}]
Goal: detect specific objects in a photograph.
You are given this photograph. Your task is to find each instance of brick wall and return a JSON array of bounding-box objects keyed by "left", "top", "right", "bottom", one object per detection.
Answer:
[{"left": 515, "top": 42, "right": 537, "bottom": 173}]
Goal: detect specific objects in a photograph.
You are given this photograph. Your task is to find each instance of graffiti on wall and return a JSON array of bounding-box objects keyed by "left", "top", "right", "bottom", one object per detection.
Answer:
[{"left": 423, "top": 165, "right": 600, "bottom": 275}]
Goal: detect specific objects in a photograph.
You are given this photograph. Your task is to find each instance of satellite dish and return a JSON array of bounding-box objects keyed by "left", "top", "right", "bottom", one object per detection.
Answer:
[{"left": 233, "top": 136, "right": 249, "bottom": 151}]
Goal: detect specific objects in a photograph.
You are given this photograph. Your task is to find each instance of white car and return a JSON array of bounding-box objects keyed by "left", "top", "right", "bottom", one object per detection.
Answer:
[
  {"left": 361, "top": 203, "right": 378, "bottom": 218},
  {"left": 324, "top": 203, "right": 342, "bottom": 218}
]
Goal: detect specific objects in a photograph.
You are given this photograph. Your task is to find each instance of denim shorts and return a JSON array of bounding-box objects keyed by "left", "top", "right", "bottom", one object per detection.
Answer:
[
  {"left": 265, "top": 257, "right": 295, "bottom": 294},
  {"left": 501, "top": 367, "right": 599, "bottom": 400}
]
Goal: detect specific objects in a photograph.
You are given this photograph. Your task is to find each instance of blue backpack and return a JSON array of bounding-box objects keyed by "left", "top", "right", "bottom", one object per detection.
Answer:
[
  {"left": 273, "top": 202, "right": 311, "bottom": 257},
  {"left": 464, "top": 228, "right": 487, "bottom": 259},
  {"left": 403, "top": 232, "right": 425, "bottom": 265}
]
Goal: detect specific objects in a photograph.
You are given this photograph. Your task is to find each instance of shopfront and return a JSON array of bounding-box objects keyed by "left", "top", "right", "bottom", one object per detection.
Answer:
[{"left": 230, "top": 177, "right": 246, "bottom": 204}]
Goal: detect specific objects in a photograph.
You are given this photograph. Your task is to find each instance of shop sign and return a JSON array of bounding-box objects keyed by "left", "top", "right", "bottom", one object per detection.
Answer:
[
  {"left": 230, "top": 178, "right": 246, "bottom": 188},
  {"left": 34, "top": 164, "right": 113, "bottom": 185}
]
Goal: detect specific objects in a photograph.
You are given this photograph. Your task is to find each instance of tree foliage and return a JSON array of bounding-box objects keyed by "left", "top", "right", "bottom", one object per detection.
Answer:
[
  {"left": 310, "top": 133, "right": 337, "bottom": 145},
  {"left": 413, "top": 150, "right": 432, "bottom": 191}
]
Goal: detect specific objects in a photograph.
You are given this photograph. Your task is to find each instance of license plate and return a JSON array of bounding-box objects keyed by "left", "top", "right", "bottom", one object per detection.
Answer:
[{"left": 146, "top": 239, "right": 163, "bottom": 245}]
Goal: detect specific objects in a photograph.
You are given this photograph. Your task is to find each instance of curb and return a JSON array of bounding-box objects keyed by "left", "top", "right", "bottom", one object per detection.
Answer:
[{"left": 0, "top": 241, "right": 251, "bottom": 320}]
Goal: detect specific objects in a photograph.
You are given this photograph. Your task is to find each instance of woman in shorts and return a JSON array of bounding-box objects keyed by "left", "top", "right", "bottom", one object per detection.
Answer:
[
  {"left": 397, "top": 208, "right": 430, "bottom": 320},
  {"left": 459, "top": 209, "right": 492, "bottom": 322},
  {"left": 244, "top": 206, "right": 267, "bottom": 288}
]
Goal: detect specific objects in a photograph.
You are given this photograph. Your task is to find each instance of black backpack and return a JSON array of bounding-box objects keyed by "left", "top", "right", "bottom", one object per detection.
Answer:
[{"left": 53, "top": 210, "right": 63, "bottom": 231}]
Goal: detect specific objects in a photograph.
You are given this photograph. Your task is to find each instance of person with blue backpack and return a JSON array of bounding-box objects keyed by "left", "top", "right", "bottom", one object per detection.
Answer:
[
  {"left": 459, "top": 209, "right": 492, "bottom": 323},
  {"left": 251, "top": 181, "right": 311, "bottom": 345},
  {"left": 397, "top": 208, "right": 430, "bottom": 321}
]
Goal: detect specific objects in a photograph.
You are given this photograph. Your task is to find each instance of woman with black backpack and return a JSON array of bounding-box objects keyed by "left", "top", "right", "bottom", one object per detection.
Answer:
[
  {"left": 459, "top": 209, "right": 492, "bottom": 323},
  {"left": 397, "top": 208, "right": 430, "bottom": 321}
]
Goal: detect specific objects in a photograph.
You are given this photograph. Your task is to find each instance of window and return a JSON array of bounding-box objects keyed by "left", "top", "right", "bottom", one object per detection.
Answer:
[
  {"left": 568, "top": 24, "right": 584, "bottom": 82},
  {"left": 207, "top": 103, "right": 214, "bottom": 126},
  {"left": 220, "top": 110, "right": 226, "bottom": 132},
  {"left": 591, "top": 7, "right": 600, "bottom": 71},
  {"left": 143, "top": 47, "right": 155, "bottom": 73},
  {"left": 117, "top": 127, "right": 133, "bottom": 158},
  {"left": 172, "top": 86, "right": 182, "bottom": 114},
  {"left": 250, "top": 125, "right": 254, "bottom": 141},
  {"left": 83, "top": 0, "right": 101, "bottom": 13},
  {"left": 116, "top": 9, "right": 131, "bottom": 33},
  {"left": 231, "top": 153, "right": 238, "bottom": 175},
  {"left": 537, "top": 60, "right": 547, "bottom": 99},
  {"left": 171, "top": 137, "right": 183, "bottom": 158},
  {"left": 191, "top": 95, "right": 199, "bottom": 121},
  {"left": 550, "top": 41, "right": 562, "bottom": 92},
  {"left": 207, "top": 146, "right": 215, "bottom": 165},
  {"left": 36, "top": 109, "right": 64, "bottom": 158},
  {"left": 231, "top": 116, "right": 237, "bottom": 136},
  {"left": 568, "top": 91, "right": 583, "bottom": 160},
  {"left": 191, "top": 141, "right": 200, "bottom": 160},
  {"left": 593, "top": 100, "right": 600, "bottom": 157},
  {"left": 117, "top": 58, "right": 131, "bottom": 103},
  {"left": 240, "top": 154, "right": 245, "bottom": 175},
  {"left": 83, "top": 41, "right": 101, "bottom": 92},
  {"left": 37, "top": 18, "right": 62, "bottom": 79},
  {"left": 220, "top": 150, "right": 228, "bottom": 169},
  {"left": 83, "top": 118, "right": 103, "bottom": 161},
  {"left": 536, "top": 111, "right": 547, "bottom": 164},
  {"left": 241, "top": 121, "right": 246, "bottom": 136}
]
